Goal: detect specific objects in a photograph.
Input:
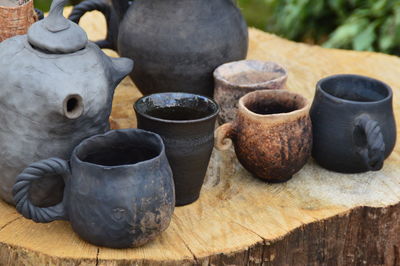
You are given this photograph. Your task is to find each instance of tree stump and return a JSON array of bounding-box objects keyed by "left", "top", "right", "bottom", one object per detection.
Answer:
[{"left": 0, "top": 8, "right": 400, "bottom": 266}]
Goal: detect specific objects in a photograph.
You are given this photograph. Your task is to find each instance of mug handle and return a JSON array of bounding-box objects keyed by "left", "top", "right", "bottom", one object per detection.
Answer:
[
  {"left": 68, "top": 0, "right": 115, "bottom": 49},
  {"left": 215, "top": 123, "right": 234, "bottom": 151},
  {"left": 12, "top": 158, "right": 70, "bottom": 223},
  {"left": 354, "top": 114, "right": 386, "bottom": 171}
]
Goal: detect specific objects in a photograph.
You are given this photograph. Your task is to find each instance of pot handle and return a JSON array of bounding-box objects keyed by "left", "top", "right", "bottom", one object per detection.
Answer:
[
  {"left": 215, "top": 123, "right": 234, "bottom": 151},
  {"left": 34, "top": 8, "right": 44, "bottom": 21},
  {"left": 354, "top": 115, "right": 386, "bottom": 171},
  {"left": 12, "top": 158, "right": 69, "bottom": 223},
  {"left": 68, "top": 0, "right": 114, "bottom": 49}
]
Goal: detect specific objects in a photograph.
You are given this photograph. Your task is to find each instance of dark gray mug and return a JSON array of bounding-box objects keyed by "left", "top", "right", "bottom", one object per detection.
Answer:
[
  {"left": 310, "top": 74, "right": 397, "bottom": 173},
  {"left": 13, "top": 129, "right": 175, "bottom": 248}
]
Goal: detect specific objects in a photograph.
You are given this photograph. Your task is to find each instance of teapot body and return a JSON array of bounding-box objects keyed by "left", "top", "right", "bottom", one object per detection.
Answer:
[{"left": 0, "top": 35, "right": 132, "bottom": 205}]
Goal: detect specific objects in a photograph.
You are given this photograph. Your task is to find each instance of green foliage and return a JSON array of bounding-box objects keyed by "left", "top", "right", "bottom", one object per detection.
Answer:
[
  {"left": 34, "top": 0, "right": 81, "bottom": 12},
  {"left": 238, "top": 0, "right": 400, "bottom": 54}
]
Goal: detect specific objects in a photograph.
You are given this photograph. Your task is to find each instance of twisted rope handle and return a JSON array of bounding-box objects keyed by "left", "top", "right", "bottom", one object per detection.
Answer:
[
  {"left": 215, "top": 123, "right": 234, "bottom": 151},
  {"left": 68, "top": 0, "right": 114, "bottom": 49},
  {"left": 355, "top": 114, "right": 386, "bottom": 171},
  {"left": 12, "top": 158, "right": 69, "bottom": 223}
]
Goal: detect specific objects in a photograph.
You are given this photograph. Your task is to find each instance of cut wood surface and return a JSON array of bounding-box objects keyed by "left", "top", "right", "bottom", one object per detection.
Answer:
[{"left": 1, "top": 8, "right": 400, "bottom": 265}]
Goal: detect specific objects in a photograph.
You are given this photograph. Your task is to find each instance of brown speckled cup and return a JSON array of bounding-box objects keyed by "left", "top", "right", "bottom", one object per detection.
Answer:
[
  {"left": 215, "top": 90, "right": 312, "bottom": 182},
  {"left": 213, "top": 60, "right": 288, "bottom": 124}
]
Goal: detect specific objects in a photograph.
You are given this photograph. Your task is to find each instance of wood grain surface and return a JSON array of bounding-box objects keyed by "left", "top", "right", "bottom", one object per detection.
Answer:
[{"left": 0, "top": 7, "right": 399, "bottom": 265}]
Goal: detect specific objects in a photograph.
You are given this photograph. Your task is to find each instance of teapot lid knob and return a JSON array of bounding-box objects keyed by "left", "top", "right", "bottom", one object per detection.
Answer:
[{"left": 27, "top": 0, "right": 88, "bottom": 53}]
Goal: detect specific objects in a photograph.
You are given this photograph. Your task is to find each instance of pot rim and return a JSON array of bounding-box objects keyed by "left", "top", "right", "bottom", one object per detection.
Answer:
[
  {"left": 72, "top": 128, "right": 166, "bottom": 169},
  {"left": 0, "top": 0, "right": 33, "bottom": 10},
  {"left": 238, "top": 89, "right": 310, "bottom": 120},
  {"left": 316, "top": 74, "right": 393, "bottom": 105},
  {"left": 213, "top": 60, "right": 288, "bottom": 89},
  {"left": 134, "top": 92, "right": 220, "bottom": 124}
]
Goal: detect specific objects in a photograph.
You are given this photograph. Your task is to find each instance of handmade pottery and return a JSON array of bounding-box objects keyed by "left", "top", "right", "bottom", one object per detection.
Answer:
[
  {"left": 0, "top": 0, "right": 37, "bottom": 42},
  {"left": 310, "top": 74, "right": 396, "bottom": 173},
  {"left": 70, "top": 0, "right": 249, "bottom": 96},
  {"left": 0, "top": 0, "right": 133, "bottom": 206},
  {"left": 13, "top": 129, "right": 175, "bottom": 249},
  {"left": 214, "top": 60, "right": 288, "bottom": 124},
  {"left": 134, "top": 93, "right": 219, "bottom": 206},
  {"left": 215, "top": 90, "right": 312, "bottom": 182},
  {"left": 68, "top": 0, "right": 118, "bottom": 49}
]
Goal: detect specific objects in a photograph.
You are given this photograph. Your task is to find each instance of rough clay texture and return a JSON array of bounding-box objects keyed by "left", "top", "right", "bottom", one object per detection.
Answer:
[
  {"left": 214, "top": 60, "right": 288, "bottom": 124},
  {"left": 67, "top": 130, "right": 175, "bottom": 248},
  {"left": 228, "top": 91, "right": 312, "bottom": 182},
  {"left": 0, "top": 8, "right": 400, "bottom": 265},
  {"left": 0, "top": 34, "right": 132, "bottom": 205}
]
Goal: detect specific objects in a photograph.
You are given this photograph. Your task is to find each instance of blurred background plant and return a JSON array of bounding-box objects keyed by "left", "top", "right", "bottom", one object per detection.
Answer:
[
  {"left": 34, "top": 0, "right": 400, "bottom": 55},
  {"left": 34, "top": 0, "right": 80, "bottom": 11},
  {"left": 239, "top": 0, "right": 400, "bottom": 55}
]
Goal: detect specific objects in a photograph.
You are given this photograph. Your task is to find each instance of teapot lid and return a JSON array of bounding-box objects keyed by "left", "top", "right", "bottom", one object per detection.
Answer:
[{"left": 28, "top": 0, "right": 88, "bottom": 53}]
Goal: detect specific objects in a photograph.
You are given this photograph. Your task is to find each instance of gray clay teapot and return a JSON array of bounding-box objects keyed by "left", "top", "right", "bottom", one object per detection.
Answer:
[
  {"left": 69, "top": 0, "right": 248, "bottom": 97},
  {"left": 0, "top": 0, "right": 133, "bottom": 206}
]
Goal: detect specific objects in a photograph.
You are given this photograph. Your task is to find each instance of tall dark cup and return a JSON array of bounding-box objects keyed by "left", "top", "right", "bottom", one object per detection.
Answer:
[
  {"left": 310, "top": 74, "right": 396, "bottom": 173},
  {"left": 134, "top": 93, "right": 219, "bottom": 206}
]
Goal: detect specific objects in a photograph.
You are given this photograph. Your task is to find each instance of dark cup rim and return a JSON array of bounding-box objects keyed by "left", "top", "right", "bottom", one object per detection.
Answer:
[
  {"left": 134, "top": 92, "right": 220, "bottom": 124},
  {"left": 71, "top": 129, "right": 166, "bottom": 169},
  {"left": 316, "top": 74, "right": 393, "bottom": 105}
]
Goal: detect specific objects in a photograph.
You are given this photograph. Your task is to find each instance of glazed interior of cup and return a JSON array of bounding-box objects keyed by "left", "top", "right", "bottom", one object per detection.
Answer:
[
  {"left": 134, "top": 92, "right": 219, "bottom": 122},
  {"left": 241, "top": 90, "right": 308, "bottom": 116},
  {"left": 319, "top": 75, "right": 391, "bottom": 102},
  {"left": 214, "top": 60, "right": 287, "bottom": 87},
  {"left": 75, "top": 130, "right": 163, "bottom": 167}
]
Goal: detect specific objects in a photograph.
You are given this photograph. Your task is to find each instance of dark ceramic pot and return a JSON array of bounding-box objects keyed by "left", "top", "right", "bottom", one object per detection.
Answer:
[
  {"left": 69, "top": 0, "right": 248, "bottom": 97},
  {"left": 310, "top": 74, "right": 397, "bottom": 173},
  {"left": 13, "top": 129, "right": 175, "bottom": 248},
  {"left": 215, "top": 90, "right": 312, "bottom": 182},
  {"left": 134, "top": 93, "right": 219, "bottom": 206}
]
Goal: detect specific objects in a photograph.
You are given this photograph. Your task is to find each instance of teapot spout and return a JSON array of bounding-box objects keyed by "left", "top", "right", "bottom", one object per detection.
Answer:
[
  {"left": 63, "top": 94, "right": 84, "bottom": 119},
  {"left": 110, "top": 57, "right": 134, "bottom": 86}
]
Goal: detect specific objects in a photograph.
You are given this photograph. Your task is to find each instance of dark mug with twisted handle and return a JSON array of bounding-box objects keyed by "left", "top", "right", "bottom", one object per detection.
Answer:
[
  {"left": 12, "top": 129, "right": 175, "bottom": 248},
  {"left": 310, "top": 74, "right": 396, "bottom": 173}
]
